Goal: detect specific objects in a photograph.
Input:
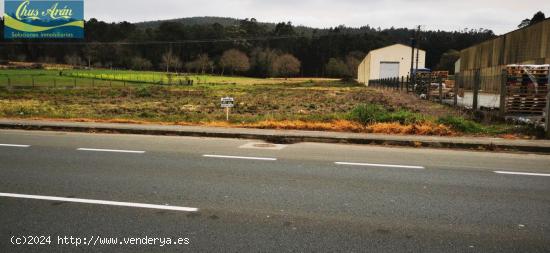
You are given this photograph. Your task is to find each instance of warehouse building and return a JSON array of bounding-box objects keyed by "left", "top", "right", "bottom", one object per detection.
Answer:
[
  {"left": 458, "top": 18, "right": 550, "bottom": 95},
  {"left": 357, "top": 44, "right": 426, "bottom": 86}
]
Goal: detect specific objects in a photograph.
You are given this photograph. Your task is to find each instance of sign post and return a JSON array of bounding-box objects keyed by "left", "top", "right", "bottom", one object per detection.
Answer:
[{"left": 221, "top": 97, "right": 235, "bottom": 121}]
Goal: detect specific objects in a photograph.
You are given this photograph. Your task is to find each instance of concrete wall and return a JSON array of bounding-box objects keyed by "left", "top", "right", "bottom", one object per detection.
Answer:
[{"left": 357, "top": 44, "right": 426, "bottom": 86}]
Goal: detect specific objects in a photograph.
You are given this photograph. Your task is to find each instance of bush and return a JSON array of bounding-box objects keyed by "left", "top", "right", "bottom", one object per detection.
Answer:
[
  {"left": 134, "top": 86, "right": 152, "bottom": 97},
  {"left": 348, "top": 104, "right": 425, "bottom": 125},
  {"left": 348, "top": 104, "right": 387, "bottom": 125},
  {"left": 382, "top": 109, "right": 425, "bottom": 124},
  {"left": 437, "top": 116, "right": 485, "bottom": 133}
]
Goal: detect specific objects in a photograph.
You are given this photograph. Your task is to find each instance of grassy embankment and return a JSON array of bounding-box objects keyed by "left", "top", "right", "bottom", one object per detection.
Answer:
[{"left": 0, "top": 69, "right": 535, "bottom": 137}]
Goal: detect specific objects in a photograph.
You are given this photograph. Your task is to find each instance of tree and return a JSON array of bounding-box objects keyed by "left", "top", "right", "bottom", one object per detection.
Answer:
[
  {"left": 172, "top": 58, "right": 183, "bottom": 73},
  {"left": 219, "top": 49, "right": 250, "bottom": 76},
  {"left": 185, "top": 54, "right": 213, "bottom": 74},
  {"left": 435, "top": 49, "right": 460, "bottom": 74},
  {"left": 518, "top": 11, "right": 546, "bottom": 28},
  {"left": 64, "top": 54, "right": 83, "bottom": 66},
  {"left": 250, "top": 47, "right": 278, "bottom": 77},
  {"left": 530, "top": 11, "right": 546, "bottom": 26},
  {"left": 271, "top": 54, "right": 301, "bottom": 77},
  {"left": 184, "top": 61, "right": 197, "bottom": 73},
  {"left": 37, "top": 56, "right": 57, "bottom": 64},
  {"left": 240, "top": 18, "right": 266, "bottom": 37},
  {"left": 345, "top": 51, "right": 365, "bottom": 77},
  {"left": 130, "top": 56, "right": 153, "bottom": 70},
  {"left": 83, "top": 44, "right": 100, "bottom": 69},
  {"left": 325, "top": 58, "right": 350, "bottom": 78},
  {"left": 518, "top": 19, "right": 531, "bottom": 28},
  {"left": 196, "top": 54, "right": 213, "bottom": 74},
  {"left": 160, "top": 50, "right": 181, "bottom": 73},
  {"left": 273, "top": 22, "right": 295, "bottom": 36}
]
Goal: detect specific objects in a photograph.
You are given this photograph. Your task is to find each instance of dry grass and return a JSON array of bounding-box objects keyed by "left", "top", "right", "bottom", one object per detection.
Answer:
[
  {"left": 366, "top": 122, "right": 455, "bottom": 135},
  {"left": 243, "top": 120, "right": 455, "bottom": 136},
  {"left": 14, "top": 117, "right": 456, "bottom": 136},
  {"left": 241, "top": 120, "right": 365, "bottom": 132},
  {"left": 214, "top": 120, "right": 454, "bottom": 136}
]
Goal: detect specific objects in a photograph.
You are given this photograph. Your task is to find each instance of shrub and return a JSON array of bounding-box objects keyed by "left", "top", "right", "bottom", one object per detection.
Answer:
[
  {"left": 437, "top": 116, "right": 485, "bottom": 133},
  {"left": 348, "top": 104, "right": 426, "bottom": 125},
  {"left": 348, "top": 104, "right": 387, "bottom": 125},
  {"left": 134, "top": 86, "right": 152, "bottom": 97},
  {"left": 381, "top": 109, "right": 425, "bottom": 125}
]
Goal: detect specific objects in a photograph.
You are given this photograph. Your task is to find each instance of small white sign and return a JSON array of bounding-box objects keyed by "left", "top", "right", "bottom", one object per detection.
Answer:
[{"left": 221, "top": 97, "right": 235, "bottom": 108}]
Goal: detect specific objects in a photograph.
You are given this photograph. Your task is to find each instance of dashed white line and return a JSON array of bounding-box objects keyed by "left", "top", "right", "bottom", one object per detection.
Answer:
[
  {"left": 335, "top": 162, "right": 425, "bottom": 170},
  {"left": 77, "top": 148, "right": 145, "bottom": 154},
  {"left": 0, "top": 192, "right": 198, "bottom": 212},
  {"left": 494, "top": 171, "right": 550, "bottom": 177},
  {"left": 203, "top": 154, "right": 277, "bottom": 161},
  {"left": 0, "top": 144, "right": 30, "bottom": 148}
]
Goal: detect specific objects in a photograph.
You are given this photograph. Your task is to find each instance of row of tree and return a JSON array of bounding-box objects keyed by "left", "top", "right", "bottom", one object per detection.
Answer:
[
  {"left": 0, "top": 17, "right": 497, "bottom": 77},
  {"left": 61, "top": 47, "right": 303, "bottom": 77}
]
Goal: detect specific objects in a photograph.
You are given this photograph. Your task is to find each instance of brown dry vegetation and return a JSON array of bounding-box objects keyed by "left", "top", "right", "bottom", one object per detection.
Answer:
[
  {"left": 0, "top": 84, "right": 456, "bottom": 123},
  {"left": 240, "top": 120, "right": 454, "bottom": 135},
  {"left": 0, "top": 80, "right": 525, "bottom": 137}
]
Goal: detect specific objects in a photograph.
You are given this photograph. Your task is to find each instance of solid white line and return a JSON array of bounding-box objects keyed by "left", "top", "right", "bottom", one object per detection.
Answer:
[
  {"left": 77, "top": 148, "right": 145, "bottom": 154},
  {"left": 0, "top": 144, "right": 30, "bottom": 148},
  {"left": 0, "top": 193, "right": 198, "bottom": 212},
  {"left": 335, "top": 162, "right": 425, "bottom": 170},
  {"left": 203, "top": 154, "right": 277, "bottom": 161},
  {"left": 494, "top": 171, "right": 550, "bottom": 177}
]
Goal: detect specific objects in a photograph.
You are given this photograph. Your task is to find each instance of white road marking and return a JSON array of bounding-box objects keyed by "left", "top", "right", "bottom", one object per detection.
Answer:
[
  {"left": 0, "top": 193, "right": 198, "bottom": 212},
  {"left": 494, "top": 171, "right": 550, "bottom": 177},
  {"left": 0, "top": 144, "right": 30, "bottom": 148},
  {"left": 203, "top": 154, "right": 277, "bottom": 161},
  {"left": 77, "top": 148, "right": 145, "bottom": 154},
  {"left": 335, "top": 162, "right": 425, "bottom": 170}
]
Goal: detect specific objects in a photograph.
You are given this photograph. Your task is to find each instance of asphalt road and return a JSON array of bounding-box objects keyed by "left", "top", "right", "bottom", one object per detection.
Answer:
[{"left": 0, "top": 129, "right": 549, "bottom": 252}]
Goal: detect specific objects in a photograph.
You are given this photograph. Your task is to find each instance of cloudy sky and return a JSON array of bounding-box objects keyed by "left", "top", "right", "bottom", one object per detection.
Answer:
[{"left": 3, "top": 0, "right": 548, "bottom": 34}]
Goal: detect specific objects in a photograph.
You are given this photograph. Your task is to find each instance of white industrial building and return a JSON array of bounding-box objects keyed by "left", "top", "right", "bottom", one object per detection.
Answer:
[{"left": 357, "top": 44, "right": 426, "bottom": 86}]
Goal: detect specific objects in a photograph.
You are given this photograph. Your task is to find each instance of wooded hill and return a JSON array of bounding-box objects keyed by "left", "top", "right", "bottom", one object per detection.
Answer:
[{"left": 0, "top": 17, "right": 495, "bottom": 77}]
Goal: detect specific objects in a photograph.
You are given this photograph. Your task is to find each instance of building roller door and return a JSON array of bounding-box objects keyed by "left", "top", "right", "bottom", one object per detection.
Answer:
[{"left": 379, "top": 62, "right": 400, "bottom": 79}]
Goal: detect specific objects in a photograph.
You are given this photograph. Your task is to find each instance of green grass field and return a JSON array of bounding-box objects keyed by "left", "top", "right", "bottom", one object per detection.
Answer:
[
  {"left": 0, "top": 69, "right": 335, "bottom": 87},
  {"left": 0, "top": 69, "right": 129, "bottom": 88}
]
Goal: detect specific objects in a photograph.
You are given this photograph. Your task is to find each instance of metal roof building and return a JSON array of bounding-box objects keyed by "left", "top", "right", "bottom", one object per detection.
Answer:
[{"left": 357, "top": 44, "right": 426, "bottom": 86}]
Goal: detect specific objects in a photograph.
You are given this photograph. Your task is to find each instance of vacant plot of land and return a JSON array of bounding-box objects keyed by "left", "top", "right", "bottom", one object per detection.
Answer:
[{"left": 0, "top": 69, "right": 538, "bottom": 137}]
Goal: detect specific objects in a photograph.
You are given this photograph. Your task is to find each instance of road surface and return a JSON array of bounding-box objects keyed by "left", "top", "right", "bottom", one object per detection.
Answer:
[{"left": 0, "top": 129, "right": 549, "bottom": 252}]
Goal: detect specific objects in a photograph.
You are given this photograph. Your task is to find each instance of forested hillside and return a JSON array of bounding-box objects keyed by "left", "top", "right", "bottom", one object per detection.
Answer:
[{"left": 0, "top": 17, "right": 495, "bottom": 77}]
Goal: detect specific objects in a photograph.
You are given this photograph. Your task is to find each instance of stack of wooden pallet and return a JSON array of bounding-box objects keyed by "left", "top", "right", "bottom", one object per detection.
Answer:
[
  {"left": 431, "top": 71, "right": 449, "bottom": 79},
  {"left": 505, "top": 65, "right": 549, "bottom": 115},
  {"left": 426, "top": 71, "right": 452, "bottom": 99}
]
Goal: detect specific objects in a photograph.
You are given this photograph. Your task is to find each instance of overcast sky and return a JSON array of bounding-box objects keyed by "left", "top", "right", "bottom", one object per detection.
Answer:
[{"left": 3, "top": 0, "right": 548, "bottom": 34}]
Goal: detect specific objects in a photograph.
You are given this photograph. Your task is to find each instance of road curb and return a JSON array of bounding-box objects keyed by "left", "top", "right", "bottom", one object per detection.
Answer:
[{"left": 1, "top": 120, "right": 550, "bottom": 154}]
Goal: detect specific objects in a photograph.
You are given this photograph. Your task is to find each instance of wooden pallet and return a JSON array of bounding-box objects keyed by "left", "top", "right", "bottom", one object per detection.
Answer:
[
  {"left": 507, "top": 73, "right": 549, "bottom": 77},
  {"left": 507, "top": 66, "right": 549, "bottom": 76},
  {"left": 505, "top": 92, "right": 548, "bottom": 114},
  {"left": 507, "top": 65, "right": 549, "bottom": 70},
  {"left": 507, "top": 81, "right": 549, "bottom": 86},
  {"left": 505, "top": 72, "right": 548, "bottom": 114},
  {"left": 431, "top": 71, "right": 449, "bottom": 79}
]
